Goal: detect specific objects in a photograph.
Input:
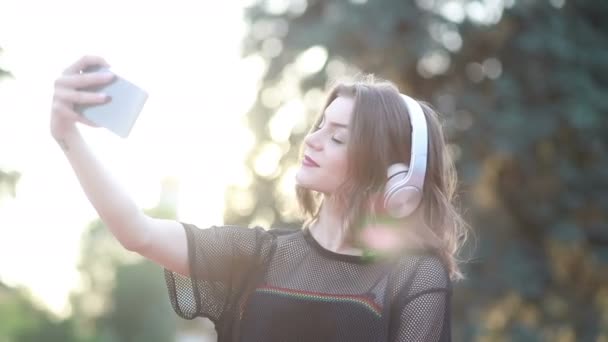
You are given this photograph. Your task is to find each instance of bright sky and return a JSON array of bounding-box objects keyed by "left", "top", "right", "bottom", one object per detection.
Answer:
[{"left": 0, "top": 0, "right": 266, "bottom": 317}]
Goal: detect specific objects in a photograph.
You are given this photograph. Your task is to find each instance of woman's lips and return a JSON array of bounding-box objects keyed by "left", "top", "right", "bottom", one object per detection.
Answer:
[{"left": 303, "top": 155, "right": 320, "bottom": 167}]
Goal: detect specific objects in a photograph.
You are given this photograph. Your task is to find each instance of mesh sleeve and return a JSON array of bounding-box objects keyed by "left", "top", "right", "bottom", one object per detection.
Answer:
[
  {"left": 164, "top": 223, "right": 275, "bottom": 323},
  {"left": 392, "top": 255, "right": 452, "bottom": 342}
]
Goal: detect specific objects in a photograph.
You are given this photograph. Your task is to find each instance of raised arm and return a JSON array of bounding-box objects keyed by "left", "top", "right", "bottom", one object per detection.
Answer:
[{"left": 51, "top": 55, "right": 189, "bottom": 276}]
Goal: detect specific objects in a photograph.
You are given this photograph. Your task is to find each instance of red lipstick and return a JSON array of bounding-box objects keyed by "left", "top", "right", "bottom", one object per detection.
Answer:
[{"left": 303, "top": 155, "right": 319, "bottom": 167}]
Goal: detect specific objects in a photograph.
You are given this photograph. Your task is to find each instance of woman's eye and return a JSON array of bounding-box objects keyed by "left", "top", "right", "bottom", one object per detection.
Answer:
[{"left": 331, "top": 137, "right": 344, "bottom": 144}]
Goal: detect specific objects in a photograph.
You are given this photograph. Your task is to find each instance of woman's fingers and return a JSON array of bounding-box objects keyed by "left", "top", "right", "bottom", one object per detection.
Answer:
[
  {"left": 54, "top": 71, "right": 115, "bottom": 89},
  {"left": 77, "top": 115, "right": 101, "bottom": 128},
  {"left": 62, "top": 55, "right": 110, "bottom": 75},
  {"left": 50, "top": 56, "right": 111, "bottom": 138},
  {"left": 51, "top": 101, "right": 81, "bottom": 121},
  {"left": 51, "top": 101, "right": 100, "bottom": 128},
  {"left": 54, "top": 87, "right": 110, "bottom": 105}
]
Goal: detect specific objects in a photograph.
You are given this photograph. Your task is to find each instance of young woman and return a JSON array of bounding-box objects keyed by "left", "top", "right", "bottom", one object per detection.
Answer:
[{"left": 51, "top": 55, "right": 469, "bottom": 341}]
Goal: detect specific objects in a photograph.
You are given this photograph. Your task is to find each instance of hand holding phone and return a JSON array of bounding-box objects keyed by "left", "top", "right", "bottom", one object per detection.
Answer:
[{"left": 75, "top": 65, "right": 148, "bottom": 138}]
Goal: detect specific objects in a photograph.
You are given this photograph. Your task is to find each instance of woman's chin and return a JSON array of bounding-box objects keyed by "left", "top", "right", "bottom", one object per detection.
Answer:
[
  {"left": 295, "top": 180, "right": 314, "bottom": 191},
  {"left": 295, "top": 176, "right": 318, "bottom": 192},
  {"left": 295, "top": 171, "right": 308, "bottom": 186},
  {"left": 295, "top": 170, "right": 335, "bottom": 193}
]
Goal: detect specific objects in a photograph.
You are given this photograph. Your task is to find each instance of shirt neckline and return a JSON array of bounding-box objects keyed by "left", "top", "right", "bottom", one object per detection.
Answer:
[
  {"left": 301, "top": 226, "right": 371, "bottom": 264},
  {"left": 301, "top": 226, "right": 432, "bottom": 266}
]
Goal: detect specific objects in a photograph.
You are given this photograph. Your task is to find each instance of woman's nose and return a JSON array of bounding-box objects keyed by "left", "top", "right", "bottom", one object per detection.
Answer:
[{"left": 304, "top": 130, "right": 323, "bottom": 151}]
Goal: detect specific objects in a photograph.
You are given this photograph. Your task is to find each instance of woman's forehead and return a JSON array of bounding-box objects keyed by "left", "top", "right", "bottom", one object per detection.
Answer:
[{"left": 324, "top": 96, "right": 354, "bottom": 125}]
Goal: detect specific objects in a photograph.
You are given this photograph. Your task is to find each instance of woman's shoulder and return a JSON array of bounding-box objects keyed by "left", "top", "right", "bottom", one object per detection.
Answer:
[
  {"left": 182, "top": 224, "right": 303, "bottom": 252},
  {"left": 391, "top": 251, "right": 451, "bottom": 294},
  {"left": 266, "top": 226, "right": 303, "bottom": 237},
  {"left": 184, "top": 223, "right": 298, "bottom": 235}
]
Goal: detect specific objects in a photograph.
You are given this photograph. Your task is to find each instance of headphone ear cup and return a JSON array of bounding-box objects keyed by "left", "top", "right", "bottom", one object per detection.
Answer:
[{"left": 384, "top": 163, "right": 423, "bottom": 218}]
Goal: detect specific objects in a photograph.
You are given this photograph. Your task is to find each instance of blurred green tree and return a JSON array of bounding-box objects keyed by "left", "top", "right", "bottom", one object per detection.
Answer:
[
  {"left": 231, "top": 0, "right": 608, "bottom": 340},
  {"left": 69, "top": 178, "right": 180, "bottom": 342},
  {"left": 0, "top": 47, "right": 19, "bottom": 200},
  {"left": 0, "top": 169, "right": 20, "bottom": 199},
  {"left": 0, "top": 47, "right": 75, "bottom": 342},
  {"left": 0, "top": 47, "right": 10, "bottom": 79},
  {"left": 0, "top": 282, "right": 79, "bottom": 341}
]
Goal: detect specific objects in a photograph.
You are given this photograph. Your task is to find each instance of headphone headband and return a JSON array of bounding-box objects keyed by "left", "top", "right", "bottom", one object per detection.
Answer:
[{"left": 398, "top": 93, "right": 428, "bottom": 191}]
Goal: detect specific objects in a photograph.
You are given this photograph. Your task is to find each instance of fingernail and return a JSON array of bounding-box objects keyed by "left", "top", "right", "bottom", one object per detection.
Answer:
[{"left": 99, "top": 93, "right": 111, "bottom": 102}]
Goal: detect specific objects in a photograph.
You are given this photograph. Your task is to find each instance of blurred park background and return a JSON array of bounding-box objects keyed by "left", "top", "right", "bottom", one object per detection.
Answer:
[{"left": 1, "top": 0, "right": 607, "bottom": 341}]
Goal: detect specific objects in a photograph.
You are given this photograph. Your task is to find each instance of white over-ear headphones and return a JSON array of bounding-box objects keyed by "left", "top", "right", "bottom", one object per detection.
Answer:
[{"left": 383, "top": 94, "right": 428, "bottom": 218}]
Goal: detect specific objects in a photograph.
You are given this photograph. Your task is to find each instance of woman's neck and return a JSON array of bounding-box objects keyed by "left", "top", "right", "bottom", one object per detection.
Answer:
[{"left": 309, "top": 197, "right": 363, "bottom": 256}]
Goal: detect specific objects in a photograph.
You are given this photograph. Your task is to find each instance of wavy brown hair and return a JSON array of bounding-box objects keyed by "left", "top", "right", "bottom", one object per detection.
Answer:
[{"left": 296, "top": 75, "right": 470, "bottom": 281}]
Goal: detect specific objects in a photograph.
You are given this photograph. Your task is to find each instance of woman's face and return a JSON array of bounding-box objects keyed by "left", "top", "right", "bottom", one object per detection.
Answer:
[{"left": 295, "top": 96, "right": 354, "bottom": 195}]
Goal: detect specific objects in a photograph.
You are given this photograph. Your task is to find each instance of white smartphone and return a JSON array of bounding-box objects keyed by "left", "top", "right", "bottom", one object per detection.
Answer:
[{"left": 76, "top": 66, "right": 148, "bottom": 138}]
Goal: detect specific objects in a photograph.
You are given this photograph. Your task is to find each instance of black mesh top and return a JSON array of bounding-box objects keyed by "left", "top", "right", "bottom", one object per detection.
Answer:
[{"left": 164, "top": 223, "right": 452, "bottom": 342}]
